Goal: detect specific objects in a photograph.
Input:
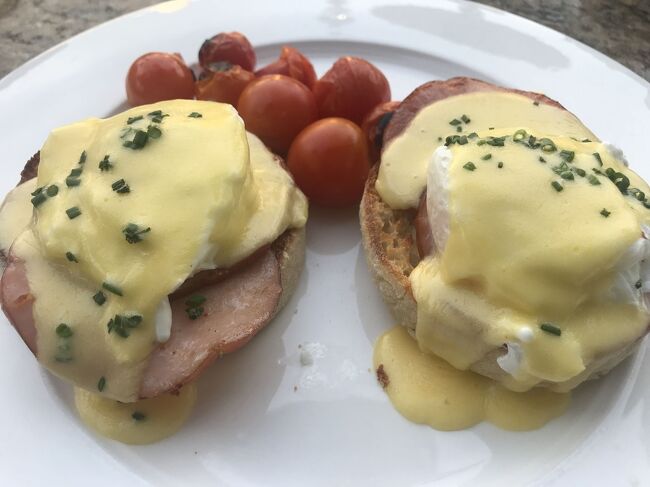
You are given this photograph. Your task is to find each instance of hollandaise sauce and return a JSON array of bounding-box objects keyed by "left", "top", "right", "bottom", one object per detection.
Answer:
[
  {"left": 75, "top": 383, "right": 197, "bottom": 445},
  {"left": 374, "top": 326, "right": 569, "bottom": 431}
]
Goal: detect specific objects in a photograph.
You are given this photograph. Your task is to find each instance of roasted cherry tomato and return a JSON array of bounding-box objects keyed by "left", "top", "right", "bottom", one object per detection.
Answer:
[
  {"left": 237, "top": 75, "right": 318, "bottom": 155},
  {"left": 255, "top": 46, "right": 317, "bottom": 89},
  {"left": 126, "top": 52, "right": 195, "bottom": 106},
  {"left": 287, "top": 118, "right": 370, "bottom": 207},
  {"left": 361, "top": 101, "right": 400, "bottom": 162},
  {"left": 196, "top": 64, "right": 255, "bottom": 106},
  {"left": 199, "top": 32, "right": 256, "bottom": 72},
  {"left": 313, "top": 56, "right": 391, "bottom": 125}
]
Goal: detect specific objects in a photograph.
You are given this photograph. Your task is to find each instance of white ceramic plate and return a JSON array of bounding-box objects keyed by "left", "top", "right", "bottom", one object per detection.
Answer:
[{"left": 1, "top": 0, "right": 649, "bottom": 485}]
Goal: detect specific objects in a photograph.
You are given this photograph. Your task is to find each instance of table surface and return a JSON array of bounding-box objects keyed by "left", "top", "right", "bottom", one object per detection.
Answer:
[{"left": 0, "top": 0, "right": 648, "bottom": 81}]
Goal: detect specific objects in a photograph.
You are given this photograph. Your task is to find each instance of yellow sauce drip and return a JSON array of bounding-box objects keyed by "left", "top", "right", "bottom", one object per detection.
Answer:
[
  {"left": 75, "top": 382, "right": 197, "bottom": 444},
  {"left": 374, "top": 326, "right": 569, "bottom": 431}
]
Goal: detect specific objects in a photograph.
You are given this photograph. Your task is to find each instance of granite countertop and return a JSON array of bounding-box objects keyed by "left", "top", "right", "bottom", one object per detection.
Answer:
[{"left": 0, "top": 0, "right": 648, "bottom": 80}]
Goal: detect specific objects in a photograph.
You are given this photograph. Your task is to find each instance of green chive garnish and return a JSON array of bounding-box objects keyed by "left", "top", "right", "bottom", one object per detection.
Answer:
[
  {"left": 533, "top": 101, "right": 540, "bottom": 106},
  {"left": 588, "top": 174, "right": 601, "bottom": 185},
  {"left": 559, "top": 150, "right": 575, "bottom": 162},
  {"left": 186, "top": 295, "right": 207, "bottom": 307},
  {"left": 574, "top": 168, "right": 586, "bottom": 177},
  {"left": 66, "top": 207, "right": 81, "bottom": 219},
  {"left": 540, "top": 138, "right": 557, "bottom": 153},
  {"left": 497, "top": 162, "right": 504, "bottom": 169},
  {"left": 188, "top": 112, "right": 203, "bottom": 118},
  {"left": 551, "top": 181, "right": 563, "bottom": 192},
  {"left": 122, "top": 223, "right": 151, "bottom": 244},
  {"left": 97, "top": 376, "right": 106, "bottom": 392},
  {"left": 560, "top": 171, "right": 574, "bottom": 181},
  {"left": 127, "top": 115, "right": 143, "bottom": 125},
  {"left": 31, "top": 192, "right": 47, "bottom": 207},
  {"left": 463, "top": 162, "right": 477, "bottom": 171},
  {"left": 449, "top": 118, "right": 462, "bottom": 126},
  {"left": 65, "top": 251, "right": 78, "bottom": 263},
  {"left": 107, "top": 314, "right": 142, "bottom": 338},
  {"left": 461, "top": 114, "right": 470, "bottom": 123},
  {"left": 79, "top": 151, "right": 87, "bottom": 164},
  {"left": 93, "top": 291, "right": 107, "bottom": 306},
  {"left": 481, "top": 154, "right": 492, "bottom": 160},
  {"left": 99, "top": 155, "right": 113, "bottom": 171},
  {"left": 65, "top": 177, "right": 81, "bottom": 188},
  {"left": 456, "top": 126, "right": 462, "bottom": 133},
  {"left": 147, "top": 125, "right": 162, "bottom": 139},
  {"left": 600, "top": 208, "right": 611, "bottom": 217},
  {"left": 132, "top": 411, "right": 146, "bottom": 421},
  {"left": 111, "top": 179, "right": 130, "bottom": 194},
  {"left": 593, "top": 152, "right": 603, "bottom": 166},
  {"left": 540, "top": 323, "right": 561, "bottom": 336},
  {"left": 56, "top": 323, "right": 73, "bottom": 338},
  {"left": 635, "top": 280, "right": 642, "bottom": 290},
  {"left": 102, "top": 282, "right": 123, "bottom": 296},
  {"left": 513, "top": 129, "right": 527, "bottom": 142},
  {"left": 46, "top": 185, "right": 59, "bottom": 197},
  {"left": 539, "top": 156, "right": 546, "bottom": 163}
]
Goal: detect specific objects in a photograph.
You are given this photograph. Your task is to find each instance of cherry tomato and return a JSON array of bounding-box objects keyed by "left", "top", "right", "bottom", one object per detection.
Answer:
[
  {"left": 237, "top": 75, "right": 318, "bottom": 155},
  {"left": 313, "top": 56, "right": 391, "bottom": 125},
  {"left": 255, "top": 46, "right": 317, "bottom": 89},
  {"left": 361, "top": 101, "right": 400, "bottom": 162},
  {"left": 196, "top": 65, "right": 255, "bottom": 106},
  {"left": 126, "top": 52, "right": 195, "bottom": 106},
  {"left": 287, "top": 118, "right": 370, "bottom": 207},
  {"left": 199, "top": 32, "right": 256, "bottom": 72}
]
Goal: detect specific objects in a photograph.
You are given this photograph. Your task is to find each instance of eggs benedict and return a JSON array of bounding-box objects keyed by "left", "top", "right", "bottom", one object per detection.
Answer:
[
  {"left": 0, "top": 99, "right": 307, "bottom": 443},
  {"left": 360, "top": 77, "right": 650, "bottom": 430}
]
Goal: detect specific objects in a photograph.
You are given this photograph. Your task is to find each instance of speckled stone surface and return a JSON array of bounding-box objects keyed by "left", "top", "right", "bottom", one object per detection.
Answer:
[{"left": 0, "top": 0, "right": 648, "bottom": 80}]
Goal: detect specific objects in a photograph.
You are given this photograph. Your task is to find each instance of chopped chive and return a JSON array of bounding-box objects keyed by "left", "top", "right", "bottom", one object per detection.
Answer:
[
  {"left": 79, "top": 150, "right": 87, "bottom": 164},
  {"left": 481, "top": 153, "right": 492, "bottom": 160},
  {"left": 93, "top": 291, "right": 107, "bottom": 306},
  {"left": 588, "top": 174, "right": 601, "bottom": 185},
  {"left": 485, "top": 136, "right": 506, "bottom": 147},
  {"left": 102, "top": 282, "right": 123, "bottom": 296},
  {"left": 66, "top": 207, "right": 81, "bottom": 219},
  {"left": 559, "top": 150, "right": 575, "bottom": 162},
  {"left": 488, "top": 127, "right": 495, "bottom": 130},
  {"left": 560, "top": 171, "right": 574, "bottom": 181},
  {"left": 449, "top": 118, "right": 462, "bottom": 126},
  {"left": 539, "top": 156, "right": 546, "bottom": 163},
  {"left": 463, "top": 162, "right": 477, "bottom": 171},
  {"left": 46, "top": 185, "right": 59, "bottom": 197},
  {"left": 635, "top": 280, "right": 643, "bottom": 289},
  {"left": 533, "top": 101, "right": 540, "bottom": 106},
  {"left": 460, "top": 114, "right": 471, "bottom": 123},
  {"left": 582, "top": 138, "right": 592, "bottom": 143},
  {"left": 574, "top": 168, "right": 586, "bottom": 177},
  {"left": 132, "top": 411, "right": 146, "bottom": 421},
  {"left": 122, "top": 223, "right": 151, "bottom": 244},
  {"left": 107, "top": 313, "right": 142, "bottom": 338},
  {"left": 185, "top": 295, "right": 207, "bottom": 307},
  {"left": 69, "top": 168, "right": 83, "bottom": 178},
  {"left": 456, "top": 125, "right": 462, "bottom": 133},
  {"left": 540, "top": 138, "right": 557, "bottom": 153},
  {"left": 56, "top": 323, "right": 73, "bottom": 338},
  {"left": 593, "top": 152, "right": 603, "bottom": 166},
  {"left": 540, "top": 323, "right": 561, "bottom": 336},
  {"left": 188, "top": 112, "right": 203, "bottom": 118},
  {"left": 127, "top": 115, "right": 143, "bottom": 125},
  {"left": 513, "top": 129, "right": 527, "bottom": 141},
  {"left": 186, "top": 306, "right": 204, "bottom": 320},
  {"left": 468, "top": 132, "right": 478, "bottom": 139},
  {"left": 497, "top": 161, "right": 504, "bottom": 168},
  {"left": 147, "top": 125, "right": 162, "bottom": 139},
  {"left": 111, "top": 179, "right": 130, "bottom": 194},
  {"left": 97, "top": 376, "right": 106, "bottom": 392},
  {"left": 551, "top": 181, "right": 563, "bottom": 192},
  {"left": 600, "top": 208, "right": 611, "bottom": 218},
  {"left": 65, "top": 177, "right": 81, "bottom": 187},
  {"left": 65, "top": 251, "right": 78, "bottom": 263},
  {"left": 31, "top": 186, "right": 44, "bottom": 196},
  {"left": 98, "top": 155, "right": 113, "bottom": 171},
  {"left": 31, "top": 192, "right": 47, "bottom": 207}
]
